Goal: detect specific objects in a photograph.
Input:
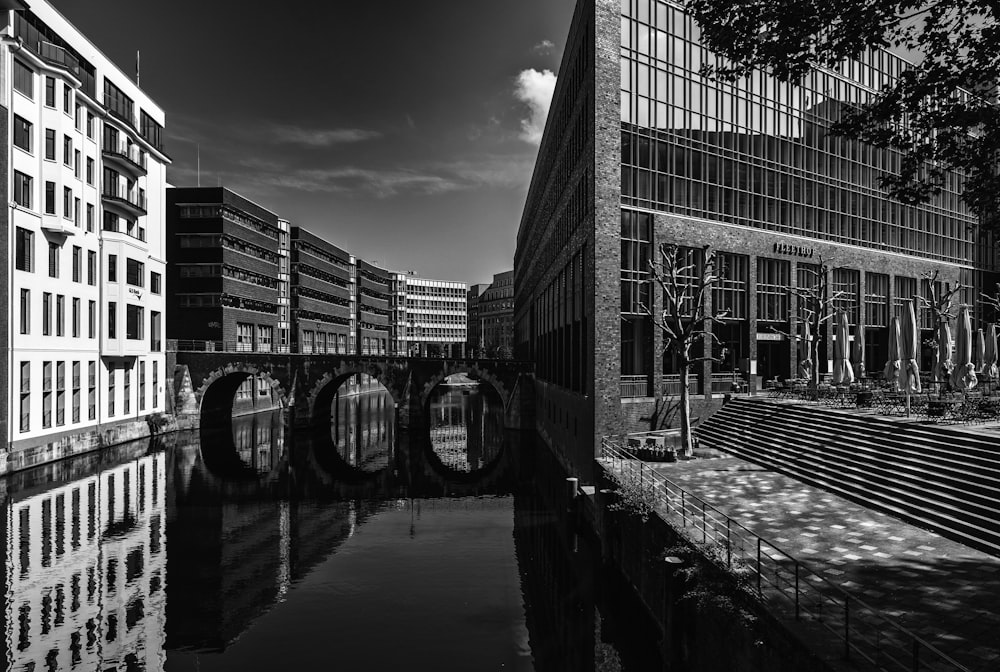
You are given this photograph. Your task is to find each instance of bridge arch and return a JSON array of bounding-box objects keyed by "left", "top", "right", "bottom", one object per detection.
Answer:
[
  {"left": 196, "top": 364, "right": 288, "bottom": 426},
  {"left": 418, "top": 362, "right": 511, "bottom": 414},
  {"left": 306, "top": 363, "right": 406, "bottom": 428}
]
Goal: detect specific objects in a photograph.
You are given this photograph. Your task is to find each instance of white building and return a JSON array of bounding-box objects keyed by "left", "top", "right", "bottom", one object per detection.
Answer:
[
  {"left": 4, "top": 0, "right": 168, "bottom": 471},
  {"left": 394, "top": 275, "right": 468, "bottom": 357}
]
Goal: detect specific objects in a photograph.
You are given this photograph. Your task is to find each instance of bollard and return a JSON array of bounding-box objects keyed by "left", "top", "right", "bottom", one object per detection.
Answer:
[{"left": 565, "top": 477, "right": 579, "bottom": 511}]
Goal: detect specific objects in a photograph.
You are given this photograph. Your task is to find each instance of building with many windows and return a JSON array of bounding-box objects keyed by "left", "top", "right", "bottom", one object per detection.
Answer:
[
  {"left": 396, "top": 274, "right": 468, "bottom": 357},
  {"left": 290, "top": 227, "right": 354, "bottom": 354},
  {"left": 5, "top": 0, "right": 168, "bottom": 470},
  {"left": 514, "top": 0, "right": 986, "bottom": 475},
  {"left": 466, "top": 283, "right": 489, "bottom": 357},
  {"left": 479, "top": 270, "right": 514, "bottom": 358}
]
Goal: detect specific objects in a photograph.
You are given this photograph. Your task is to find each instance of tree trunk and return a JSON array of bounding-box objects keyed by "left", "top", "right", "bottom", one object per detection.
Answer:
[{"left": 680, "top": 358, "right": 693, "bottom": 458}]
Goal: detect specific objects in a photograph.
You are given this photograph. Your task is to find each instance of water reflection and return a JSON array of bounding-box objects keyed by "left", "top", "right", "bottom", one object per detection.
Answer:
[
  {"left": 330, "top": 374, "right": 394, "bottom": 473},
  {"left": 428, "top": 385, "right": 504, "bottom": 473},
  {"left": 5, "top": 448, "right": 167, "bottom": 672}
]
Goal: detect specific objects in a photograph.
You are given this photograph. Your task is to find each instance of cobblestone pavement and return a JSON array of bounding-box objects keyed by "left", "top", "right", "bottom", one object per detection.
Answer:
[{"left": 652, "top": 456, "right": 1000, "bottom": 671}]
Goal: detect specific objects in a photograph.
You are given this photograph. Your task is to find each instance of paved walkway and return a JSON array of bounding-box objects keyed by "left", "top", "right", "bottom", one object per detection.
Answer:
[{"left": 652, "top": 455, "right": 1000, "bottom": 672}]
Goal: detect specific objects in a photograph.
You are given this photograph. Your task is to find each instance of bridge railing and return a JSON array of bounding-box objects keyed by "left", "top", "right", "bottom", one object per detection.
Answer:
[
  {"left": 168, "top": 340, "right": 533, "bottom": 365},
  {"left": 598, "top": 438, "right": 971, "bottom": 672}
]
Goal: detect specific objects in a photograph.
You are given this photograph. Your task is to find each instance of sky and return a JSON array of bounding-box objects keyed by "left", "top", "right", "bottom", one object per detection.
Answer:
[{"left": 48, "top": 0, "right": 576, "bottom": 286}]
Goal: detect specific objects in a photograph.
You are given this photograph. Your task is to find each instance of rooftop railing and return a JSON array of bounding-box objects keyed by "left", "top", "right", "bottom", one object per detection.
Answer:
[{"left": 598, "top": 438, "right": 971, "bottom": 672}]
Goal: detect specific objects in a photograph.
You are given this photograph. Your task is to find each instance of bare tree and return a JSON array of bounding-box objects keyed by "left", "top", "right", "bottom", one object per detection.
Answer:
[
  {"left": 779, "top": 259, "right": 843, "bottom": 399},
  {"left": 916, "top": 269, "right": 964, "bottom": 388},
  {"left": 646, "top": 244, "right": 728, "bottom": 457}
]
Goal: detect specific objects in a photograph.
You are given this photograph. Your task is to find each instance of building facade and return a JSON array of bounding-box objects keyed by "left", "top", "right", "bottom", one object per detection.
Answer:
[
  {"left": 479, "top": 270, "right": 514, "bottom": 358},
  {"left": 514, "top": 0, "right": 984, "bottom": 474},
  {"left": 396, "top": 274, "right": 468, "bottom": 357},
  {"left": 466, "top": 283, "right": 489, "bottom": 356},
  {"left": 5, "top": 1, "right": 169, "bottom": 470},
  {"left": 289, "top": 227, "right": 353, "bottom": 354}
]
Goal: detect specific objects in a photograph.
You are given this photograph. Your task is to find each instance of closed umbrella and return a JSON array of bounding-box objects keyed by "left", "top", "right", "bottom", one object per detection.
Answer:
[
  {"left": 950, "top": 305, "right": 978, "bottom": 391},
  {"left": 884, "top": 316, "right": 901, "bottom": 391},
  {"left": 934, "top": 322, "right": 953, "bottom": 388},
  {"left": 899, "top": 300, "right": 922, "bottom": 415},
  {"left": 797, "top": 320, "right": 812, "bottom": 379},
  {"left": 852, "top": 322, "right": 866, "bottom": 380},
  {"left": 986, "top": 324, "right": 998, "bottom": 383},
  {"left": 974, "top": 328, "right": 986, "bottom": 374},
  {"left": 833, "top": 310, "right": 855, "bottom": 385}
]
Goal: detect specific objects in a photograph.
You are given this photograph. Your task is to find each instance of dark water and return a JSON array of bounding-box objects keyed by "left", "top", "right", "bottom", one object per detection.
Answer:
[{"left": 2, "top": 383, "right": 662, "bottom": 671}]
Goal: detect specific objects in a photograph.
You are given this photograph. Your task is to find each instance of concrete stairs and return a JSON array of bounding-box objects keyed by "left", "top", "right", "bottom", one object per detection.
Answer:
[{"left": 695, "top": 398, "right": 1000, "bottom": 557}]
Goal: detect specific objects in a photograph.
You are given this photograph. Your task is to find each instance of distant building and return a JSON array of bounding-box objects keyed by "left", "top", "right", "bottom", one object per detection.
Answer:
[
  {"left": 356, "top": 259, "right": 393, "bottom": 355},
  {"left": 5, "top": 0, "right": 169, "bottom": 466},
  {"left": 479, "top": 271, "right": 514, "bottom": 357},
  {"left": 289, "top": 227, "right": 353, "bottom": 354},
  {"left": 466, "top": 284, "right": 489, "bottom": 356},
  {"left": 397, "top": 275, "right": 468, "bottom": 357}
]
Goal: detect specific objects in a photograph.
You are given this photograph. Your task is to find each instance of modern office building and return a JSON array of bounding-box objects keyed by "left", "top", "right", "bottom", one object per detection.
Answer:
[
  {"left": 5, "top": 0, "right": 169, "bottom": 470},
  {"left": 356, "top": 259, "right": 393, "bottom": 355},
  {"left": 466, "top": 283, "right": 489, "bottom": 356},
  {"left": 396, "top": 274, "right": 468, "bottom": 357},
  {"left": 289, "top": 226, "right": 353, "bottom": 354},
  {"left": 514, "top": 0, "right": 984, "bottom": 473},
  {"left": 479, "top": 270, "right": 514, "bottom": 357}
]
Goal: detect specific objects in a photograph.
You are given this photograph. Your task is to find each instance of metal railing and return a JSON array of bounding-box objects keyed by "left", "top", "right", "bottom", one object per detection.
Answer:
[
  {"left": 598, "top": 438, "right": 970, "bottom": 672},
  {"left": 620, "top": 374, "right": 651, "bottom": 398},
  {"left": 710, "top": 372, "right": 748, "bottom": 393},
  {"left": 101, "top": 184, "right": 146, "bottom": 212},
  {"left": 102, "top": 139, "right": 147, "bottom": 171},
  {"left": 660, "top": 373, "right": 704, "bottom": 396}
]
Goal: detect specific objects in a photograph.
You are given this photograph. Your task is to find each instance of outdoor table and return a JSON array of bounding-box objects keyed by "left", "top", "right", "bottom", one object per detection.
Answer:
[{"left": 925, "top": 398, "right": 963, "bottom": 423}]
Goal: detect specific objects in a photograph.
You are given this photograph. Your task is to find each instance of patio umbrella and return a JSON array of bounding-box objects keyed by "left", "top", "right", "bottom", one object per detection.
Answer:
[
  {"left": 986, "top": 324, "right": 998, "bottom": 381},
  {"left": 852, "top": 322, "right": 866, "bottom": 379},
  {"left": 950, "top": 305, "right": 978, "bottom": 391},
  {"left": 974, "top": 328, "right": 986, "bottom": 374},
  {"left": 899, "top": 300, "right": 921, "bottom": 414},
  {"left": 883, "top": 316, "right": 901, "bottom": 391},
  {"left": 797, "top": 320, "right": 812, "bottom": 379},
  {"left": 934, "top": 322, "right": 953, "bottom": 388},
  {"left": 832, "top": 310, "right": 855, "bottom": 385}
]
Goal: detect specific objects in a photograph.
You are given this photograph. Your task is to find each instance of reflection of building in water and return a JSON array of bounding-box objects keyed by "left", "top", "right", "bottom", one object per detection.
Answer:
[
  {"left": 231, "top": 410, "right": 285, "bottom": 475},
  {"left": 5, "top": 453, "right": 167, "bottom": 671},
  {"left": 331, "top": 377, "right": 394, "bottom": 472},
  {"left": 428, "top": 389, "right": 503, "bottom": 472}
]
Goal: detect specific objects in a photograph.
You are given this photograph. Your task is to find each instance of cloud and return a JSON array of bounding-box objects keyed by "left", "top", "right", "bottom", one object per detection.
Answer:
[
  {"left": 513, "top": 69, "right": 557, "bottom": 146},
  {"left": 269, "top": 125, "right": 382, "bottom": 147},
  {"left": 264, "top": 167, "right": 465, "bottom": 198},
  {"left": 532, "top": 39, "right": 556, "bottom": 54}
]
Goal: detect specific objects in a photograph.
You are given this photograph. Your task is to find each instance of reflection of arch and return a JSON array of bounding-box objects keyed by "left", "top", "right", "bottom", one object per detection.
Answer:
[
  {"left": 196, "top": 364, "right": 287, "bottom": 427},
  {"left": 306, "top": 366, "right": 402, "bottom": 427},
  {"left": 419, "top": 364, "right": 510, "bottom": 415},
  {"left": 424, "top": 386, "right": 506, "bottom": 483},
  {"left": 198, "top": 410, "right": 286, "bottom": 481}
]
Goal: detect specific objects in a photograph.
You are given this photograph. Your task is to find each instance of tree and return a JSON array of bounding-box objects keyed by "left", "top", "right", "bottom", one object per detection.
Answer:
[
  {"left": 781, "top": 260, "right": 843, "bottom": 399},
  {"left": 647, "top": 244, "right": 728, "bottom": 457},
  {"left": 686, "top": 0, "right": 1000, "bottom": 231},
  {"left": 914, "top": 269, "right": 964, "bottom": 387}
]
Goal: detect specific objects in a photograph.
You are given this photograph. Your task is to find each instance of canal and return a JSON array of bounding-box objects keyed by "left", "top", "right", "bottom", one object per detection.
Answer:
[{"left": 2, "top": 379, "right": 664, "bottom": 671}]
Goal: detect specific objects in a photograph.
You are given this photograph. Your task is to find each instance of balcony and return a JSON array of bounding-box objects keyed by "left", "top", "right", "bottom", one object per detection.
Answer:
[
  {"left": 102, "top": 140, "right": 147, "bottom": 178},
  {"left": 38, "top": 41, "right": 79, "bottom": 75},
  {"left": 102, "top": 184, "right": 147, "bottom": 218},
  {"left": 40, "top": 217, "right": 76, "bottom": 236}
]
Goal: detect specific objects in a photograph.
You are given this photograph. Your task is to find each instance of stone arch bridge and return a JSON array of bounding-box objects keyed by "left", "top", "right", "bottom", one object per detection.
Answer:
[{"left": 168, "top": 351, "right": 534, "bottom": 430}]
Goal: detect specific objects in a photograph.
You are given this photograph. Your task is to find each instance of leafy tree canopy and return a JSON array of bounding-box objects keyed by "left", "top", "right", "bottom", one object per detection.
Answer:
[{"left": 687, "top": 0, "right": 1000, "bottom": 230}]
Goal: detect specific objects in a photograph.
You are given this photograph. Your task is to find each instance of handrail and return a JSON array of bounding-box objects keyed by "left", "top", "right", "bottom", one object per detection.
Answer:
[{"left": 598, "top": 438, "right": 971, "bottom": 672}]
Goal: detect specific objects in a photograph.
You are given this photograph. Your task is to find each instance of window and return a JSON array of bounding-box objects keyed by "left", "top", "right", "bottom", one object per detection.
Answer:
[
  {"left": 45, "top": 76, "right": 55, "bottom": 106},
  {"left": 20, "top": 289, "right": 30, "bottom": 335},
  {"left": 14, "top": 171, "right": 32, "bottom": 209},
  {"left": 45, "top": 181, "right": 56, "bottom": 214},
  {"left": 88, "top": 301, "right": 96, "bottom": 338},
  {"left": 48, "top": 243, "right": 59, "bottom": 278},
  {"left": 14, "top": 60, "right": 33, "bottom": 98},
  {"left": 72, "top": 246, "right": 81, "bottom": 282},
  {"left": 123, "top": 367, "right": 130, "bottom": 415},
  {"left": 63, "top": 84, "right": 71, "bottom": 113},
  {"left": 15, "top": 228, "right": 33, "bottom": 271},
  {"left": 43, "top": 293, "right": 52, "bottom": 335},
  {"left": 56, "top": 295, "right": 65, "bottom": 336},
  {"left": 64, "top": 187, "right": 72, "bottom": 219},
  {"left": 74, "top": 198, "right": 80, "bottom": 227},
  {"left": 75, "top": 104, "right": 82, "bottom": 129},
  {"left": 139, "top": 362, "right": 146, "bottom": 412},
  {"left": 152, "top": 361, "right": 158, "bottom": 409},
  {"left": 151, "top": 272, "right": 162, "bottom": 294},
  {"left": 87, "top": 112, "right": 94, "bottom": 138},
  {"left": 72, "top": 298, "right": 80, "bottom": 337},
  {"left": 236, "top": 323, "right": 253, "bottom": 352},
  {"left": 74, "top": 150, "right": 80, "bottom": 178},
  {"left": 302, "top": 330, "right": 314, "bottom": 354},
  {"left": 108, "top": 366, "right": 115, "bottom": 417},
  {"left": 150, "top": 311, "right": 161, "bottom": 352},
  {"left": 126, "top": 259, "right": 144, "bottom": 287},
  {"left": 45, "top": 129, "right": 55, "bottom": 160},
  {"left": 86, "top": 157, "right": 94, "bottom": 185},
  {"left": 257, "top": 325, "right": 273, "bottom": 352},
  {"left": 88, "top": 361, "right": 96, "bottom": 420},
  {"left": 108, "top": 302, "right": 116, "bottom": 338},
  {"left": 72, "top": 361, "right": 81, "bottom": 423},
  {"left": 86, "top": 204, "right": 94, "bottom": 232},
  {"left": 87, "top": 251, "right": 96, "bottom": 285},
  {"left": 757, "top": 258, "right": 790, "bottom": 322},
  {"left": 56, "top": 361, "right": 65, "bottom": 425},
  {"left": 20, "top": 362, "right": 30, "bottom": 432},
  {"left": 42, "top": 361, "right": 52, "bottom": 428},
  {"left": 63, "top": 135, "right": 72, "bottom": 166},
  {"left": 108, "top": 255, "right": 117, "bottom": 282},
  {"left": 126, "top": 304, "right": 144, "bottom": 340},
  {"left": 14, "top": 115, "right": 32, "bottom": 152}
]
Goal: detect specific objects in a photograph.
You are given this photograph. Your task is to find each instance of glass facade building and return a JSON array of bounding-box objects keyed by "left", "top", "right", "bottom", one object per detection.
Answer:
[{"left": 513, "top": 0, "right": 988, "bottom": 474}]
